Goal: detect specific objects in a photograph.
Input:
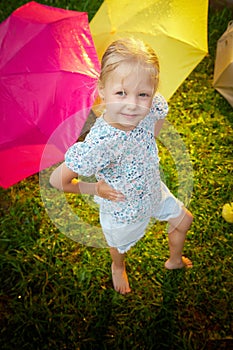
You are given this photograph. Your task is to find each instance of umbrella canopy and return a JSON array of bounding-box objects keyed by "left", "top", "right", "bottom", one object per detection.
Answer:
[
  {"left": 213, "top": 20, "right": 233, "bottom": 107},
  {"left": 90, "top": 0, "right": 208, "bottom": 100},
  {"left": 0, "top": 1, "right": 100, "bottom": 188}
]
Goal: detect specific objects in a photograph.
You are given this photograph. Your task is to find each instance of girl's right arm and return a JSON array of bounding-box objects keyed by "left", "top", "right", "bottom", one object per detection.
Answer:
[
  {"left": 50, "top": 162, "right": 125, "bottom": 201},
  {"left": 49, "top": 162, "right": 94, "bottom": 194}
]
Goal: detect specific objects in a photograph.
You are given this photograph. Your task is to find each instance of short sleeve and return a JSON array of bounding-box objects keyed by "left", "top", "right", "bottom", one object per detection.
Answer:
[
  {"left": 65, "top": 142, "right": 108, "bottom": 176},
  {"left": 149, "top": 93, "right": 169, "bottom": 121},
  {"left": 64, "top": 120, "right": 117, "bottom": 176}
]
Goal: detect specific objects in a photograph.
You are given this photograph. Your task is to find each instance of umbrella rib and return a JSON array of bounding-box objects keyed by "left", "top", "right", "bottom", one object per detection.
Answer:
[
  {"left": 0, "top": 25, "right": 47, "bottom": 72},
  {"left": 93, "top": 29, "right": 207, "bottom": 53}
]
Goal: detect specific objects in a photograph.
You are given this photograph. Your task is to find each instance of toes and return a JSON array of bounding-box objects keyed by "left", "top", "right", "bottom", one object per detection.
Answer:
[{"left": 182, "top": 256, "right": 193, "bottom": 268}]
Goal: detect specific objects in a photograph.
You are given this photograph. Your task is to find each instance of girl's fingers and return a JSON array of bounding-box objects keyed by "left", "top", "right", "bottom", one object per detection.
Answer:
[
  {"left": 105, "top": 190, "right": 124, "bottom": 201},
  {"left": 97, "top": 180, "right": 125, "bottom": 201},
  {"left": 111, "top": 191, "right": 125, "bottom": 201}
]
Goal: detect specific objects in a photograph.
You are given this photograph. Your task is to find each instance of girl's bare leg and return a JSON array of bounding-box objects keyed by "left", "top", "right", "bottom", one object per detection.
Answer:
[
  {"left": 165, "top": 208, "right": 193, "bottom": 269},
  {"left": 109, "top": 247, "right": 131, "bottom": 294}
]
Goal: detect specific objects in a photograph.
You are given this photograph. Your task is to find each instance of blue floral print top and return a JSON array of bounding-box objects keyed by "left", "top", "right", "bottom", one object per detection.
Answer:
[{"left": 65, "top": 93, "right": 168, "bottom": 224}]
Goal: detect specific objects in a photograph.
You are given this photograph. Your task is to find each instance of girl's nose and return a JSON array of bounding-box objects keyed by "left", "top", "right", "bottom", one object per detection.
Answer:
[{"left": 126, "top": 95, "right": 137, "bottom": 109}]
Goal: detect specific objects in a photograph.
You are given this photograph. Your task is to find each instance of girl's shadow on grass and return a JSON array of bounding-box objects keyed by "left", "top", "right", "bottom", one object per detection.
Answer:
[
  {"left": 78, "top": 268, "right": 186, "bottom": 350},
  {"left": 148, "top": 269, "right": 186, "bottom": 350}
]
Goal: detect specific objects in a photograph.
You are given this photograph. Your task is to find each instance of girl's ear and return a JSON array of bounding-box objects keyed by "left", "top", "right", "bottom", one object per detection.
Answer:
[{"left": 98, "top": 82, "right": 105, "bottom": 100}]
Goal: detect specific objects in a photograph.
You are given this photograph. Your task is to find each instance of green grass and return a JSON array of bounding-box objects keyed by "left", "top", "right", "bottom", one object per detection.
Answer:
[{"left": 1, "top": 2, "right": 233, "bottom": 349}]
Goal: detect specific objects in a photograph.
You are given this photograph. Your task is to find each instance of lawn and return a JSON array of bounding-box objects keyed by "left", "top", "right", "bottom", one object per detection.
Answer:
[{"left": 0, "top": 1, "right": 233, "bottom": 349}]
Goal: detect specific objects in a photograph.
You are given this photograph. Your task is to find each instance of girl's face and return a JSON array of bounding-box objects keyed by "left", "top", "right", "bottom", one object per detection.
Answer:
[{"left": 99, "top": 61, "right": 155, "bottom": 131}]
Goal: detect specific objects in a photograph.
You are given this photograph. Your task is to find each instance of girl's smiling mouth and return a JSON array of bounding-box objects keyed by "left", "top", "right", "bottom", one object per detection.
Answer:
[{"left": 121, "top": 113, "right": 138, "bottom": 119}]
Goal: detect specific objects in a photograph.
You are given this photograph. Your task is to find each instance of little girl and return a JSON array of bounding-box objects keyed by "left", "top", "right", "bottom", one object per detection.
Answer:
[{"left": 50, "top": 38, "right": 193, "bottom": 295}]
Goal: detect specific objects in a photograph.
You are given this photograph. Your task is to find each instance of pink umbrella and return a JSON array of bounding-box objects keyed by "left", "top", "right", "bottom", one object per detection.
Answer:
[{"left": 0, "top": 1, "right": 100, "bottom": 188}]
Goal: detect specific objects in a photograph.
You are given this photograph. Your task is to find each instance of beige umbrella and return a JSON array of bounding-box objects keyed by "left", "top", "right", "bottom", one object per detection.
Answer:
[{"left": 213, "top": 20, "right": 233, "bottom": 107}]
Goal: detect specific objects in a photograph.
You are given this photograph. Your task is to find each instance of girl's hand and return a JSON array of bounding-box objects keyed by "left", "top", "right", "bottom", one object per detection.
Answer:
[{"left": 96, "top": 180, "right": 125, "bottom": 202}]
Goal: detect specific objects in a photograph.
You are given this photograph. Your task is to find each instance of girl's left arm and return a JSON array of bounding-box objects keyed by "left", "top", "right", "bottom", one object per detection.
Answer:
[{"left": 154, "top": 119, "right": 165, "bottom": 138}]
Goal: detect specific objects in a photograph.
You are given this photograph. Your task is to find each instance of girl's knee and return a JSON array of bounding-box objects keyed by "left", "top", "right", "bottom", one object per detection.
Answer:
[
  {"left": 184, "top": 208, "right": 193, "bottom": 224},
  {"left": 168, "top": 207, "right": 193, "bottom": 232},
  {"left": 180, "top": 208, "right": 193, "bottom": 230}
]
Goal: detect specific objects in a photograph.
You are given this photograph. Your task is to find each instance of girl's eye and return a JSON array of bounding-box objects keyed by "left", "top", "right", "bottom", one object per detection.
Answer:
[
  {"left": 139, "top": 93, "right": 150, "bottom": 97},
  {"left": 116, "top": 90, "right": 126, "bottom": 96}
]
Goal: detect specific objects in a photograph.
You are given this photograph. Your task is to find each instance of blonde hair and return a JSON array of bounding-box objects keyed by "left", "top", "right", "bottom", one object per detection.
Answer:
[{"left": 98, "top": 38, "right": 160, "bottom": 93}]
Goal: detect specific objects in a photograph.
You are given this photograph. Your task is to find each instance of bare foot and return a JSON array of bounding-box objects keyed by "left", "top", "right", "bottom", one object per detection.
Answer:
[
  {"left": 165, "top": 256, "right": 193, "bottom": 270},
  {"left": 111, "top": 263, "right": 131, "bottom": 295}
]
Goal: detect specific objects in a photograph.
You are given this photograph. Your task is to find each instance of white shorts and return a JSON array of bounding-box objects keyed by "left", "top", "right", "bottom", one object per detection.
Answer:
[{"left": 100, "top": 182, "right": 183, "bottom": 254}]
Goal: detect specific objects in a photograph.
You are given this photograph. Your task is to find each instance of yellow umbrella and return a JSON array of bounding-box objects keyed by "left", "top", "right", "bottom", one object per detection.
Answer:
[
  {"left": 90, "top": 0, "right": 208, "bottom": 100},
  {"left": 213, "top": 21, "right": 233, "bottom": 107}
]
